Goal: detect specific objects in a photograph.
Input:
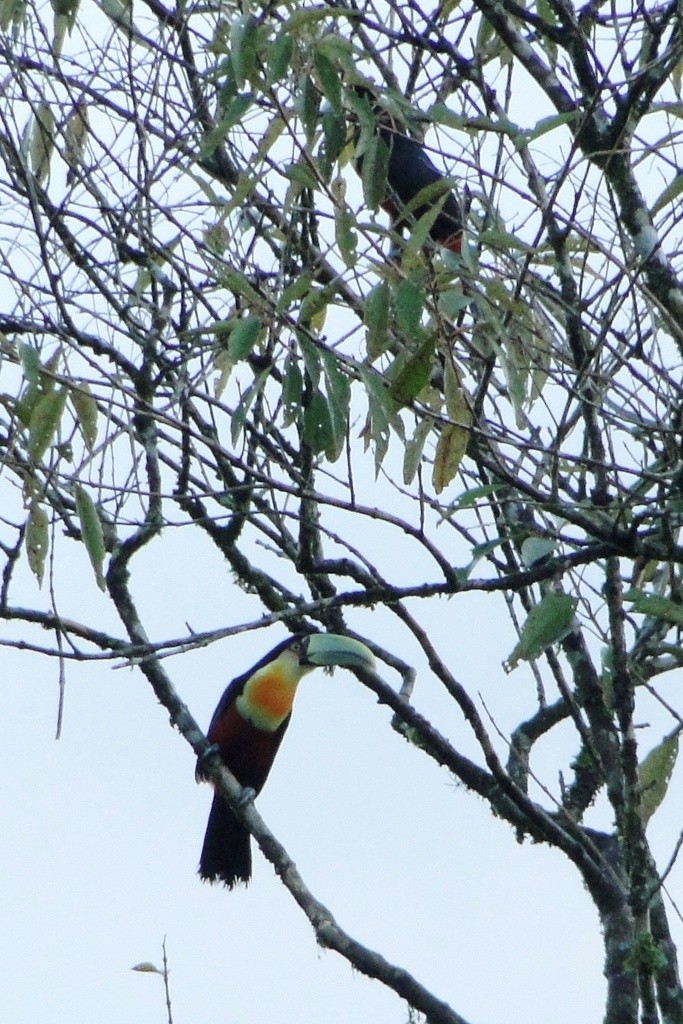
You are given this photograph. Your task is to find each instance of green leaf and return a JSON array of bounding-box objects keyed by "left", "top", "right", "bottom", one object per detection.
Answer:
[
  {"left": 314, "top": 51, "right": 341, "bottom": 113},
  {"left": 438, "top": 287, "right": 471, "bottom": 319},
  {"left": 448, "top": 483, "right": 498, "bottom": 510},
  {"left": 0, "top": 0, "right": 27, "bottom": 32},
  {"left": 69, "top": 383, "right": 98, "bottom": 451},
  {"left": 296, "top": 75, "right": 320, "bottom": 144},
  {"left": 267, "top": 32, "right": 294, "bottom": 85},
  {"left": 393, "top": 278, "right": 424, "bottom": 336},
  {"left": 303, "top": 388, "right": 334, "bottom": 454},
  {"left": 443, "top": 358, "right": 469, "bottom": 423},
  {"left": 652, "top": 171, "right": 683, "bottom": 217},
  {"left": 334, "top": 204, "right": 357, "bottom": 267},
  {"left": 520, "top": 111, "right": 578, "bottom": 146},
  {"left": 625, "top": 590, "right": 683, "bottom": 627},
  {"left": 359, "top": 367, "right": 400, "bottom": 476},
  {"left": 298, "top": 336, "right": 321, "bottom": 387},
  {"left": 230, "top": 371, "right": 268, "bottom": 445},
  {"left": 18, "top": 342, "right": 42, "bottom": 386},
  {"left": 282, "top": 356, "right": 303, "bottom": 426},
  {"left": 520, "top": 535, "right": 556, "bottom": 567},
  {"left": 364, "top": 280, "right": 390, "bottom": 360},
  {"left": 230, "top": 13, "right": 258, "bottom": 87},
  {"left": 505, "top": 593, "right": 578, "bottom": 672},
  {"left": 321, "top": 109, "right": 347, "bottom": 173},
  {"left": 361, "top": 134, "right": 390, "bottom": 211},
  {"left": 25, "top": 501, "right": 49, "bottom": 586},
  {"left": 299, "top": 286, "right": 330, "bottom": 328},
  {"left": 278, "top": 274, "right": 312, "bottom": 311},
  {"left": 74, "top": 484, "right": 106, "bottom": 590},
  {"left": 402, "top": 192, "right": 451, "bottom": 264},
  {"left": 320, "top": 349, "right": 350, "bottom": 461},
  {"left": 222, "top": 269, "right": 261, "bottom": 304},
  {"left": 283, "top": 160, "right": 319, "bottom": 191},
  {"left": 28, "top": 387, "right": 67, "bottom": 464},
  {"left": 286, "top": 4, "right": 358, "bottom": 30},
  {"left": 638, "top": 731, "right": 680, "bottom": 825},
  {"left": 229, "top": 316, "right": 262, "bottom": 361},
  {"left": 389, "top": 334, "right": 433, "bottom": 406},
  {"left": 200, "top": 94, "right": 253, "bottom": 157}
]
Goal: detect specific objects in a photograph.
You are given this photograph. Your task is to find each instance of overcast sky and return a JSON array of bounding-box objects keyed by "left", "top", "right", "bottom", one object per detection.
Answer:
[{"left": 4, "top": 496, "right": 682, "bottom": 1024}]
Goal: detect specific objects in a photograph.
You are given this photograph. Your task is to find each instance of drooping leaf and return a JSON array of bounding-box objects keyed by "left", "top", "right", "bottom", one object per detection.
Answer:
[
  {"left": 18, "top": 342, "right": 42, "bottom": 386},
  {"left": 25, "top": 501, "right": 49, "bottom": 586},
  {"left": 297, "top": 336, "right": 321, "bottom": 387},
  {"left": 389, "top": 333, "right": 433, "bottom": 406},
  {"left": 334, "top": 204, "right": 358, "bottom": 267},
  {"left": 314, "top": 50, "right": 342, "bottom": 113},
  {"left": 0, "top": 0, "right": 27, "bottom": 32},
  {"left": 638, "top": 730, "right": 680, "bottom": 825},
  {"left": 303, "top": 388, "right": 335, "bottom": 455},
  {"left": 364, "top": 280, "right": 390, "bottom": 360},
  {"left": 283, "top": 159, "right": 319, "bottom": 191},
  {"left": 28, "top": 387, "right": 67, "bottom": 464},
  {"left": 74, "top": 484, "right": 106, "bottom": 590},
  {"left": 63, "top": 96, "right": 89, "bottom": 181},
  {"left": 403, "top": 418, "right": 432, "bottom": 485},
  {"left": 361, "top": 134, "right": 390, "bottom": 211},
  {"left": 321, "top": 110, "right": 347, "bottom": 172},
  {"left": 29, "top": 102, "right": 55, "bottom": 184},
  {"left": 433, "top": 422, "right": 467, "bottom": 494},
  {"left": 230, "top": 372, "right": 268, "bottom": 445},
  {"left": 229, "top": 316, "right": 262, "bottom": 361},
  {"left": 230, "top": 13, "right": 258, "bottom": 87},
  {"left": 359, "top": 368, "right": 396, "bottom": 476},
  {"left": 200, "top": 95, "right": 253, "bottom": 159},
  {"left": 393, "top": 277, "right": 424, "bottom": 337},
  {"left": 504, "top": 593, "right": 578, "bottom": 672},
  {"left": 267, "top": 32, "right": 294, "bottom": 85},
  {"left": 299, "top": 286, "right": 331, "bottom": 329},
  {"left": 320, "top": 349, "right": 350, "bottom": 462},
  {"left": 69, "top": 382, "right": 98, "bottom": 451},
  {"left": 443, "top": 357, "right": 470, "bottom": 424},
  {"left": 296, "top": 75, "right": 320, "bottom": 144},
  {"left": 282, "top": 356, "right": 303, "bottom": 426},
  {"left": 213, "top": 348, "right": 234, "bottom": 400}
]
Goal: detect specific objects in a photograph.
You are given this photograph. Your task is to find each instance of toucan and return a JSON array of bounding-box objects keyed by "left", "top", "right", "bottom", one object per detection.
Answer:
[
  {"left": 198, "top": 632, "right": 375, "bottom": 888},
  {"left": 351, "top": 86, "right": 464, "bottom": 253}
]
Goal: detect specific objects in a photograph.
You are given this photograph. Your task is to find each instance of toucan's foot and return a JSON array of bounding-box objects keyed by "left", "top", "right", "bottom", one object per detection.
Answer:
[
  {"left": 238, "top": 786, "right": 256, "bottom": 807},
  {"left": 195, "top": 743, "right": 221, "bottom": 783}
]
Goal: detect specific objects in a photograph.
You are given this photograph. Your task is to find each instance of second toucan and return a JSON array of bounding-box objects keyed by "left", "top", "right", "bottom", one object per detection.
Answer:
[{"left": 352, "top": 85, "right": 464, "bottom": 253}]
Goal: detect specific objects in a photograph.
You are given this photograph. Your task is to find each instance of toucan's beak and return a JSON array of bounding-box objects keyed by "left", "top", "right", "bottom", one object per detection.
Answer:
[{"left": 302, "top": 633, "right": 375, "bottom": 671}]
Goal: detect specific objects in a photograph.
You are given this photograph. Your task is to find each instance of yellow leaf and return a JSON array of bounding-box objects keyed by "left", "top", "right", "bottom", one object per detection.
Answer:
[
  {"left": 432, "top": 422, "right": 467, "bottom": 494},
  {"left": 25, "top": 502, "right": 49, "bottom": 586}
]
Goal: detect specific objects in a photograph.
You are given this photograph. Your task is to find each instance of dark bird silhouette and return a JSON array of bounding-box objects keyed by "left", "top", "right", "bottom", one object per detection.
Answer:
[{"left": 351, "top": 85, "right": 463, "bottom": 253}]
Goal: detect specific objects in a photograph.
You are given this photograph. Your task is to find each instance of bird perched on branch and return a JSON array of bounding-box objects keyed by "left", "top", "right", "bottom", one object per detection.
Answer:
[
  {"left": 198, "top": 632, "right": 375, "bottom": 888},
  {"left": 349, "top": 84, "right": 464, "bottom": 254}
]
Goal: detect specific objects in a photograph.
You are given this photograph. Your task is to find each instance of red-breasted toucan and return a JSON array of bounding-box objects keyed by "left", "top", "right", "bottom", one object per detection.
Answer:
[{"left": 198, "top": 633, "right": 375, "bottom": 888}]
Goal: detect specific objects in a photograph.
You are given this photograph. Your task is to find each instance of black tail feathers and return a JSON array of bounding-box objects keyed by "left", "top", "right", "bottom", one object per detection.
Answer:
[{"left": 199, "top": 793, "right": 251, "bottom": 889}]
